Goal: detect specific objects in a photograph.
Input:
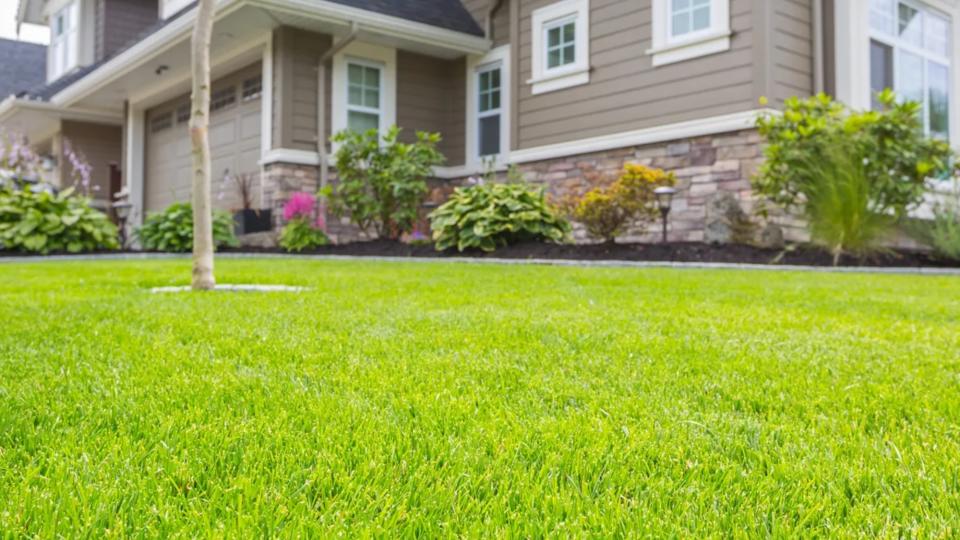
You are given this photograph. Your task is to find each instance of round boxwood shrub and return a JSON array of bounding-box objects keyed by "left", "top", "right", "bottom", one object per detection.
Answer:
[
  {"left": 0, "top": 186, "right": 119, "bottom": 254},
  {"left": 137, "top": 202, "right": 238, "bottom": 252}
]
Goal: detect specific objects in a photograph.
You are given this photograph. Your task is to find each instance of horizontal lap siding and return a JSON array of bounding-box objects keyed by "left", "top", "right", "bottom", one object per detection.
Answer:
[
  {"left": 60, "top": 121, "right": 122, "bottom": 201},
  {"left": 273, "top": 27, "right": 333, "bottom": 151},
  {"left": 397, "top": 52, "right": 466, "bottom": 166},
  {"left": 772, "top": 0, "right": 814, "bottom": 103},
  {"left": 517, "top": 0, "right": 756, "bottom": 149}
]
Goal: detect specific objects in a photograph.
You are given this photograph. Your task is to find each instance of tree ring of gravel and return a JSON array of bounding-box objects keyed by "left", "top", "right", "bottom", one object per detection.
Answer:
[{"left": 150, "top": 284, "right": 308, "bottom": 293}]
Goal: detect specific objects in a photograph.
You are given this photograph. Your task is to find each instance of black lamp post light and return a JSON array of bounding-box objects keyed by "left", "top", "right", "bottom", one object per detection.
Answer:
[
  {"left": 111, "top": 193, "right": 133, "bottom": 249},
  {"left": 653, "top": 186, "right": 677, "bottom": 243}
]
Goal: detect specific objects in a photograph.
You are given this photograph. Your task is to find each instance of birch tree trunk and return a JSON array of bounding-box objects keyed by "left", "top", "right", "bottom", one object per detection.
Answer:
[{"left": 190, "top": 0, "right": 216, "bottom": 290}]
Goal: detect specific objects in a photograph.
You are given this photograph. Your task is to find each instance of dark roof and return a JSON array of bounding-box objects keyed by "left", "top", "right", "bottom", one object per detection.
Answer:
[
  {"left": 326, "top": 0, "right": 483, "bottom": 36},
  {"left": 0, "top": 38, "right": 47, "bottom": 99},
  {"left": 18, "top": 0, "right": 483, "bottom": 102}
]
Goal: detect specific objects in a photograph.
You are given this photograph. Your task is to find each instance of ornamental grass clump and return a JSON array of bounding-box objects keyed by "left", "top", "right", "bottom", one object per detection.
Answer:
[
  {"left": 567, "top": 163, "right": 676, "bottom": 243},
  {"left": 279, "top": 192, "right": 329, "bottom": 252}
]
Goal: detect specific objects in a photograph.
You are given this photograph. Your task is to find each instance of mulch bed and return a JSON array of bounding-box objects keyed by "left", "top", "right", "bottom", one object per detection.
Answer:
[{"left": 4, "top": 241, "right": 958, "bottom": 268}]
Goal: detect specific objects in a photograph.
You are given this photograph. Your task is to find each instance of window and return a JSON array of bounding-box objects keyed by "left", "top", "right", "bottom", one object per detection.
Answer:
[
  {"left": 346, "top": 62, "right": 382, "bottom": 133},
  {"left": 869, "top": 0, "right": 951, "bottom": 138},
  {"left": 529, "top": 0, "right": 590, "bottom": 95},
  {"left": 211, "top": 86, "right": 236, "bottom": 112},
  {"left": 49, "top": 1, "right": 79, "bottom": 80},
  {"left": 242, "top": 76, "right": 262, "bottom": 101},
  {"left": 176, "top": 104, "right": 190, "bottom": 124},
  {"left": 151, "top": 111, "right": 173, "bottom": 133},
  {"left": 648, "top": 0, "right": 730, "bottom": 66},
  {"left": 477, "top": 66, "right": 502, "bottom": 157}
]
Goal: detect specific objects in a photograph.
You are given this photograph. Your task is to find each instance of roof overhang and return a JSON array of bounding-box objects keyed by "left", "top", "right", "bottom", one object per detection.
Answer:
[
  {"left": 0, "top": 96, "right": 122, "bottom": 143},
  {"left": 17, "top": 0, "right": 45, "bottom": 28},
  {"left": 51, "top": 0, "right": 491, "bottom": 108}
]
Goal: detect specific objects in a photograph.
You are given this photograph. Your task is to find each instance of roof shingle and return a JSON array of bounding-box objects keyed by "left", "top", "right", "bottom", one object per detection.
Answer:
[{"left": 0, "top": 38, "right": 47, "bottom": 99}]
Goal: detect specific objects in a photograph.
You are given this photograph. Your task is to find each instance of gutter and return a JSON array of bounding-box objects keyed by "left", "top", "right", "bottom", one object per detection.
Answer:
[
  {"left": 0, "top": 96, "right": 123, "bottom": 124},
  {"left": 317, "top": 23, "right": 360, "bottom": 191},
  {"left": 485, "top": 0, "right": 505, "bottom": 41},
  {"left": 812, "top": 0, "right": 824, "bottom": 93}
]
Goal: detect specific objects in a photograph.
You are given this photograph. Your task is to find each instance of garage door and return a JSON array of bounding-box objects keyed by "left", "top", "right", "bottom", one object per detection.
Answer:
[{"left": 145, "top": 65, "right": 262, "bottom": 213}]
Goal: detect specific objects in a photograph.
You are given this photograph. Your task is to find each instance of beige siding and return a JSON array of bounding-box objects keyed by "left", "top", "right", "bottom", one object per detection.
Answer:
[
  {"left": 462, "top": 0, "right": 510, "bottom": 45},
  {"left": 397, "top": 52, "right": 467, "bottom": 166},
  {"left": 516, "top": 0, "right": 757, "bottom": 149},
  {"left": 272, "top": 27, "right": 333, "bottom": 151},
  {"left": 59, "top": 121, "right": 122, "bottom": 202},
  {"left": 771, "top": 0, "right": 815, "bottom": 104}
]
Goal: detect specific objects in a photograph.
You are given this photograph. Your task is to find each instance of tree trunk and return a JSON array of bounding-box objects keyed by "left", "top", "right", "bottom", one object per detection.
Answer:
[{"left": 190, "top": 0, "right": 217, "bottom": 290}]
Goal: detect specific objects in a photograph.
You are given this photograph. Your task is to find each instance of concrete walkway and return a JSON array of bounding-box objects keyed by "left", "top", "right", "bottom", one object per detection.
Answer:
[{"left": 2, "top": 251, "right": 959, "bottom": 276}]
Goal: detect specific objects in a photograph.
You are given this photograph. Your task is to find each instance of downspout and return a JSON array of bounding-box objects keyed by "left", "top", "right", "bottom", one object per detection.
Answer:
[
  {"left": 317, "top": 23, "right": 359, "bottom": 192},
  {"left": 812, "top": 0, "right": 824, "bottom": 94},
  {"left": 485, "top": 0, "right": 505, "bottom": 41}
]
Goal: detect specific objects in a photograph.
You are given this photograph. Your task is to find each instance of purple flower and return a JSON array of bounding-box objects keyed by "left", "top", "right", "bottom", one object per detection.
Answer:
[{"left": 283, "top": 192, "right": 316, "bottom": 221}]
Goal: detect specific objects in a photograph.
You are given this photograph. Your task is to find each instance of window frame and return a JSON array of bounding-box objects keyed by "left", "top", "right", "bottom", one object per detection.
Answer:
[
  {"left": 647, "top": 0, "right": 731, "bottom": 67},
  {"left": 528, "top": 0, "right": 590, "bottom": 95},
  {"left": 869, "top": 0, "right": 952, "bottom": 139},
  {"left": 467, "top": 45, "right": 511, "bottom": 167},
  {"left": 49, "top": 0, "right": 79, "bottom": 80},
  {"left": 345, "top": 59, "right": 384, "bottom": 133},
  {"left": 331, "top": 42, "right": 397, "bottom": 148}
]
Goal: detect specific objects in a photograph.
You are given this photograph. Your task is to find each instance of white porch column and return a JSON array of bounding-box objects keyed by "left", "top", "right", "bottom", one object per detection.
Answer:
[
  {"left": 124, "top": 103, "right": 145, "bottom": 228},
  {"left": 832, "top": 0, "right": 871, "bottom": 110}
]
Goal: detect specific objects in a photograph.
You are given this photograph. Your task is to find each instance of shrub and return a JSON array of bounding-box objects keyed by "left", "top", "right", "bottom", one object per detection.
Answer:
[
  {"left": 755, "top": 91, "right": 956, "bottom": 218},
  {"left": 328, "top": 126, "right": 444, "bottom": 240},
  {"left": 923, "top": 183, "right": 960, "bottom": 261},
  {"left": 137, "top": 202, "right": 238, "bottom": 252},
  {"left": 279, "top": 192, "right": 328, "bottom": 252},
  {"left": 803, "top": 141, "right": 895, "bottom": 264},
  {"left": 568, "top": 163, "right": 675, "bottom": 242},
  {"left": 0, "top": 186, "right": 118, "bottom": 254},
  {"left": 429, "top": 179, "right": 570, "bottom": 252}
]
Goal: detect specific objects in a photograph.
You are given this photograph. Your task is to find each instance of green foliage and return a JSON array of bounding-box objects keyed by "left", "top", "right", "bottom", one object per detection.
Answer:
[
  {"left": 2, "top": 259, "right": 960, "bottom": 536},
  {"left": 567, "top": 163, "right": 675, "bottom": 242},
  {"left": 0, "top": 186, "right": 118, "bottom": 253},
  {"left": 329, "top": 126, "right": 444, "bottom": 240},
  {"left": 922, "top": 182, "right": 960, "bottom": 260},
  {"left": 137, "top": 202, "right": 238, "bottom": 252},
  {"left": 279, "top": 217, "right": 329, "bottom": 252},
  {"left": 429, "top": 180, "right": 570, "bottom": 252},
  {"left": 755, "top": 91, "right": 956, "bottom": 218},
  {"left": 802, "top": 142, "right": 895, "bottom": 264}
]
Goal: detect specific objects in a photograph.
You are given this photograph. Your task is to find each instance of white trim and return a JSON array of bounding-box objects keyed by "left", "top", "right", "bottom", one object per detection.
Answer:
[
  {"left": 260, "top": 148, "right": 322, "bottom": 166},
  {"left": 331, "top": 41, "right": 396, "bottom": 143},
  {"left": 509, "top": 109, "right": 774, "bottom": 163},
  {"left": 160, "top": 0, "right": 193, "bottom": 19},
  {"left": 528, "top": 0, "right": 590, "bottom": 94},
  {"left": 0, "top": 96, "right": 122, "bottom": 124},
  {"left": 648, "top": 0, "right": 731, "bottom": 66},
  {"left": 124, "top": 104, "right": 146, "bottom": 228},
  {"left": 466, "top": 45, "right": 511, "bottom": 170},
  {"left": 260, "top": 33, "right": 273, "bottom": 159},
  {"left": 51, "top": 0, "right": 489, "bottom": 107}
]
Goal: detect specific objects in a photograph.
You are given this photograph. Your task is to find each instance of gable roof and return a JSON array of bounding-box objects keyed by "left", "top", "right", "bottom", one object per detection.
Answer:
[{"left": 0, "top": 38, "right": 47, "bottom": 99}]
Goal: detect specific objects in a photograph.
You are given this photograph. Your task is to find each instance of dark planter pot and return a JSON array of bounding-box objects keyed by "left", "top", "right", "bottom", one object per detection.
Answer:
[{"left": 234, "top": 209, "right": 273, "bottom": 235}]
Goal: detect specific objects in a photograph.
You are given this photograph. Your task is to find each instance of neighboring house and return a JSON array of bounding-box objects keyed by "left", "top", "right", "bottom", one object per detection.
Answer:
[{"left": 0, "top": 0, "right": 957, "bottom": 242}]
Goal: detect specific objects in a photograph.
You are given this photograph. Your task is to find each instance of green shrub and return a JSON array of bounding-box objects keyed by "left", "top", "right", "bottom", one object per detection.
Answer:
[
  {"left": 803, "top": 142, "right": 895, "bottom": 264},
  {"left": 279, "top": 217, "right": 329, "bottom": 252},
  {"left": 328, "top": 126, "right": 444, "bottom": 240},
  {"left": 137, "top": 202, "right": 238, "bottom": 252},
  {"left": 429, "top": 180, "right": 570, "bottom": 252},
  {"left": 755, "top": 91, "right": 956, "bottom": 218},
  {"left": 567, "top": 163, "right": 675, "bottom": 242},
  {"left": 924, "top": 183, "right": 960, "bottom": 261},
  {"left": 0, "top": 186, "right": 118, "bottom": 254}
]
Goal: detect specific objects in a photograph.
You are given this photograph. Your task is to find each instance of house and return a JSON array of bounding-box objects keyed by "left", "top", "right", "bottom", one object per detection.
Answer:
[{"left": 0, "top": 0, "right": 957, "bottom": 243}]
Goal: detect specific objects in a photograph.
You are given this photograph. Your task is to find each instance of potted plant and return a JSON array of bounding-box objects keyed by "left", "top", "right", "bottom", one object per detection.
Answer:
[{"left": 221, "top": 170, "right": 272, "bottom": 235}]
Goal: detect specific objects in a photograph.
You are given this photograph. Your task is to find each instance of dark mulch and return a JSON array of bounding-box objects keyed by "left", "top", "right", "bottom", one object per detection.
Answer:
[
  {"left": 223, "top": 240, "right": 960, "bottom": 268},
  {"left": 4, "top": 241, "right": 958, "bottom": 268}
]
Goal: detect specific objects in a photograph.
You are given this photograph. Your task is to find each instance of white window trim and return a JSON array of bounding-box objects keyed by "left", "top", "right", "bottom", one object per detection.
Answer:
[
  {"left": 48, "top": 0, "right": 79, "bottom": 81},
  {"left": 160, "top": 0, "right": 194, "bottom": 19},
  {"left": 647, "top": 0, "right": 731, "bottom": 67},
  {"left": 467, "top": 45, "right": 511, "bottom": 168},
  {"left": 835, "top": 0, "right": 960, "bottom": 150},
  {"left": 528, "top": 0, "right": 590, "bottom": 95},
  {"left": 331, "top": 41, "right": 397, "bottom": 148}
]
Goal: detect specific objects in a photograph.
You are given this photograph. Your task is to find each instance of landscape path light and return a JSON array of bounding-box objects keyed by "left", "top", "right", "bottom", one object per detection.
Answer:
[{"left": 654, "top": 186, "right": 677, "bottom": 243}]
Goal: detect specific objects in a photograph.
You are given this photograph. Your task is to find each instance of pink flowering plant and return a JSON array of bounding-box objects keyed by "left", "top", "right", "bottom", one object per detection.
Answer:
[{"left": 279, "top": 192, "right": 329, "bottom": 252}]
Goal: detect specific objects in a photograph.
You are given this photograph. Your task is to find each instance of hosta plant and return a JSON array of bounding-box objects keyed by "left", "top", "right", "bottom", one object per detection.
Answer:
[
  {"left": 137, "top": 202, "right": 238, "bottom": 252},
  {"left": 0, "top": 186, "right": 118, "bottom": 254},
  {"left": 429, "top": 180, "right": 570, "bottom": 252}
]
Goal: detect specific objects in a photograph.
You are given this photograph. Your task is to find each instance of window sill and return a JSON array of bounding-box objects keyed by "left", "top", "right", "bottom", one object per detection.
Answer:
[
  {"left": 527, "top": 67, "right": 590, "bottom": 95},
  {"left": 646, "top": 30, "right": 732, "bottom": 67}
]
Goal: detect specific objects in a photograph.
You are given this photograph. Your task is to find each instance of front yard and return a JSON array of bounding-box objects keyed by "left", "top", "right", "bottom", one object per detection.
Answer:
[{"left": 1, "top": 259, "right": 959, "bottom": 536}]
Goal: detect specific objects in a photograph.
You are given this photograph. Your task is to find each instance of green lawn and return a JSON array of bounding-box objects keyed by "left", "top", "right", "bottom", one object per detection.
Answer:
[{"left": 1, "top": 258, "right": 959, "bottom": 537}]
